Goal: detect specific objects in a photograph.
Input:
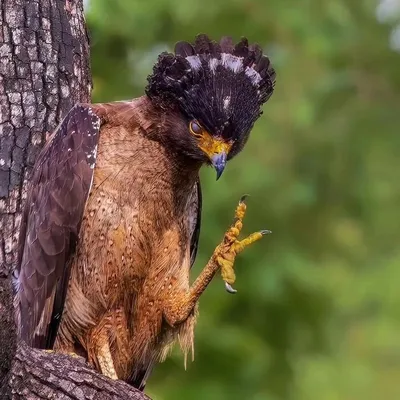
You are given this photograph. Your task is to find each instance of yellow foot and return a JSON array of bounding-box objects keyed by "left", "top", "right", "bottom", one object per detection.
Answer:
[
  {"left": 67, "top": 352, "right": 80, "bottom": 358},
  {"left": 97, "top": 341, "right": 118, "bottom": 380},
  {"left": 44, "top": 349, "right": 80, "bottom": 359},
  {"left": 215, "top": 195, "right": 271, "bottom": 294}
]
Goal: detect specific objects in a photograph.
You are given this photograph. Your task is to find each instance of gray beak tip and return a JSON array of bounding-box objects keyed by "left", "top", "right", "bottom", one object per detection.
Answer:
[{"left": 211, "top": 152, "right": 227, "bottom": 180}]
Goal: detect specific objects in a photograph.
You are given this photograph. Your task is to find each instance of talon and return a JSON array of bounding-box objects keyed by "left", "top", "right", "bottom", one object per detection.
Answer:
[
  {"left": 225, "top": 281, "right": 237, "bottom": 294},
  {"left": 216, "top": 196, "right": 268, "bottom": 296}
]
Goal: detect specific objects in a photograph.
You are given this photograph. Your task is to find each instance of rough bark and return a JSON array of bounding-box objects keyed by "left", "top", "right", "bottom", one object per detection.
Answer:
[
  {"left": 0, "top": 1, "right": 148, "bottom": 398},
  {"left": 8, "top": 342, "right": 150, "bottom": 400}
]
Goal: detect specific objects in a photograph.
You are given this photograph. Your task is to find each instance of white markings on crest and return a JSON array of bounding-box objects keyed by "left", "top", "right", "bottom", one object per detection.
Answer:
[
  {"left": 245, "top": 66, "right": 262, "bottom": 85},
  {"left": 186, "top": 55, "right": 202, "bottom": 71},
  {"left": 209, "top": 57, "right": 219, "bottom": 72},
  {"left": 207, "top": 55, "right": 243, "bottom": 73},
  {"left": 223, "top": 96, "right": 231, "bottom": 110},
  {"left": 201, "top": 54, "right": 263, "bottom": 88},
  {"left": 221, "top": 53, "right": 244, "bottom": 73}
]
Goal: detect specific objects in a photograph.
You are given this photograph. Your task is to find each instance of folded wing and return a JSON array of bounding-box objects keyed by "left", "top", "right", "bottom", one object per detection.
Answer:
[{"left": 14, "top": 105, "right": 101, "bottom": 349}]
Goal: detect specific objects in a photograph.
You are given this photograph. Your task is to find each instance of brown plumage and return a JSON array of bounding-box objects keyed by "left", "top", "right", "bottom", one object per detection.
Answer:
[
  {"left": 14, "top": 34, "right": 276, "bottom": 390},
  {"left": 56, "top": 99, "right": 202, "bottom": 384}
]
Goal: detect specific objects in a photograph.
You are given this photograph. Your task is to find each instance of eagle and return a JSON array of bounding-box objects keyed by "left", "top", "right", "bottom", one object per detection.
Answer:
[{"left": 13, "top": 34, "right": 276, "bottom": 390}]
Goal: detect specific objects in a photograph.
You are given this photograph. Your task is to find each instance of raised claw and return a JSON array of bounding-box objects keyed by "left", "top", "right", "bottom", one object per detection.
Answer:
[
  {"left": 224, "top": 281, "right": 237, "bottom": 294},
  {"left": 240, "top": 194, "right": 250, "bottom": 203},
  {"left": 219, "top": 196, "right": 269, "bottom": 295}
]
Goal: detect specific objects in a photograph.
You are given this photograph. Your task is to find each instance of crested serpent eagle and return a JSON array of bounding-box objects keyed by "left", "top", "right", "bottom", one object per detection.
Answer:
[{"left": 14, "top": 34, "right": 276, "bottom": 390}]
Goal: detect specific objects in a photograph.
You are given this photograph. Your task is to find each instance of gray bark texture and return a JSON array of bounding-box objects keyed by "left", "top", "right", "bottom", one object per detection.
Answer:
[{"left": 0, "top": 1, "right": 149, "bottom": 398}]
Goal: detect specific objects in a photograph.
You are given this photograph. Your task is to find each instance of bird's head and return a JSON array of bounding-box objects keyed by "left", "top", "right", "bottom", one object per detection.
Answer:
[{"left": 145, "top": 34, "right": 276, "bottom": 179}]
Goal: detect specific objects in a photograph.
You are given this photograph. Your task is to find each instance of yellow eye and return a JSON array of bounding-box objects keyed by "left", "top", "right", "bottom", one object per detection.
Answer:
[{"left": 189, "top": 120, "right": 203, "bottom": 137}]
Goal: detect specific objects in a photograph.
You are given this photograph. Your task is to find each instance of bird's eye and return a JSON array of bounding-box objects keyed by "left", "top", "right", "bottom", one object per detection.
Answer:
[{"left": 189, "top": 120, "right": 203, "bottom": 137}]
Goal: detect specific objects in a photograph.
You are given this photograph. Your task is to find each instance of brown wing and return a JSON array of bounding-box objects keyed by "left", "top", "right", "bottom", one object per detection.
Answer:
[
  {"left": 14, "top": 104, "right": 101, "bottom": 349},
  {"left": 189, "top": 179, "right": 202, "bottom": 268}
]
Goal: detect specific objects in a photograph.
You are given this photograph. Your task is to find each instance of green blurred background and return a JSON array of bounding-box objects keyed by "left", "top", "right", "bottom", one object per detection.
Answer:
[{"left": 84, "top": 0, "right": 400, "bottom": 399}]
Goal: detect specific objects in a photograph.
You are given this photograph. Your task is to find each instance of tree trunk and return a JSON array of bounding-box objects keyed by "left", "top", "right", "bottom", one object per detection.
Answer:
[{"left": 0, "top": 1, "right": 148, "bottom": 398}]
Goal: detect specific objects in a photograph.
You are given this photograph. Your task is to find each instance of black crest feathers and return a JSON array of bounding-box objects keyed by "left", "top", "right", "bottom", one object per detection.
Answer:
[{"left": 145, "top": 34, "right": 276, "bottom": 143}]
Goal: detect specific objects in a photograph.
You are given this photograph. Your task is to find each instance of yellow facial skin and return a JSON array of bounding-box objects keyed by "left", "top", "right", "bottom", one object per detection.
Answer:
[
  {"left": 189, "top": 120, "right": 232, "bottom": 159},
  {"left": 197, "top": 131, "right": 232, "bottom": 160},
  {"left": 189, "top": 120, "right": 231, "bottom": 179}
]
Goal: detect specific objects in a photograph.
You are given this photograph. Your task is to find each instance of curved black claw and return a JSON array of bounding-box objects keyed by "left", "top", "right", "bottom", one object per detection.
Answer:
[
  {"left": 260, "top": 229, "right": 272, "bottom": 235},
  {"left": 240, "top": 194, "right": 250, "bottom": 203},
  {"left": 225, "top": 281, "right": 237, "bottom": 294}
]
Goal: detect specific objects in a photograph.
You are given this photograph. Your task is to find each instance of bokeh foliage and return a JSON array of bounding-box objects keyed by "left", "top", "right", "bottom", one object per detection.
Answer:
[{"left": 86, "top": 1, "right": 400, "bottom": 399}]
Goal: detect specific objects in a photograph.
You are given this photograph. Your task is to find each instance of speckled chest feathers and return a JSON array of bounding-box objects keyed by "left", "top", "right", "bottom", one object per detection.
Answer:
[{"left": 54, "top": 99, "right": 200, "bottom": 383}]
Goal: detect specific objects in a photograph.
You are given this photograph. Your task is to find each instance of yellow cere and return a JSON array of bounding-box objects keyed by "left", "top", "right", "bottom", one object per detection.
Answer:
[{"left": 197, "top": 131, "right": 232, "bottom": 159}]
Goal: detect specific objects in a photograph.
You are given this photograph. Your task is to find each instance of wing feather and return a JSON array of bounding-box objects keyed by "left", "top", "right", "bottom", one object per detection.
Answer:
[
  {"left": 189, "top": 180, "right": 202, "bottom": 268},
  {"left": 14, "top": 104, "right": 101, "bottom": 349}
]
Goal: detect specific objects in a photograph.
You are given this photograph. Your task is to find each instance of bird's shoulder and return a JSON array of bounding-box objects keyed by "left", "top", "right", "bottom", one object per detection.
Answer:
[{"left": 84, "top": 96, "right": 154, "bottom": 133}]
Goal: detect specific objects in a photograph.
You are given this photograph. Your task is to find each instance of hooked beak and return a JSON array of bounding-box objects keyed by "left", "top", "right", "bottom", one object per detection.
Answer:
[
  {"left": 196, "top": 131, "right": 232, "bottom": 180},
  {"left": 211, "top": 152, "right": 227, "bottom": 180}
]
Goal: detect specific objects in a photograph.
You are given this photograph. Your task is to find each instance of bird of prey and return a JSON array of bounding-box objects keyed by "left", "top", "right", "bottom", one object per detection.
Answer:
[{"left": 13, "top": 34, "right": 276, "bottom": 389}]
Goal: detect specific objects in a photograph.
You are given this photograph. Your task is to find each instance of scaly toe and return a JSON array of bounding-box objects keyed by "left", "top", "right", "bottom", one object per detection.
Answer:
[
  {"left": 67, "top": 352, "right": 80, "bottom": 358},
  {"left": 229, "top": 227, "right": 240, "bottom": 238},
  {"left": 219, "top": 257, "right": 236, "bottom": 284}
]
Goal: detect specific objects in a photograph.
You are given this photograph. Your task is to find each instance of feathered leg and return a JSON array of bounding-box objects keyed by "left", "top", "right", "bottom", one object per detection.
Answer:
[{"left": 163, "top": 195, "right": 270, "bottom": 326}]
